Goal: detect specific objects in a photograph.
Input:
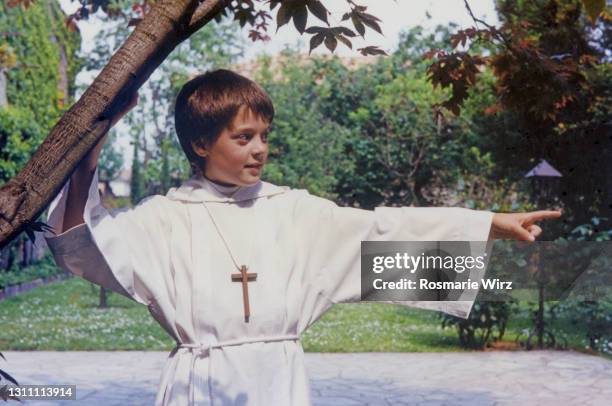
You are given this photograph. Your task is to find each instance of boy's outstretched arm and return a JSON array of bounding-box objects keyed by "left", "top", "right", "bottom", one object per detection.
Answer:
[
  {"left": 489, "top": 210, "right": 563, "bottom": 241},
  {"left": 62, "top": 93, "right": 139, "bottom": 233}
]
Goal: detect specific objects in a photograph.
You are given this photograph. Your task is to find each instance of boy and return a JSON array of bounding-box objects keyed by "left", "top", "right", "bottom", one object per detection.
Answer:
[{"left": 44, "top": 69, "right": 561, "bottom": 405}]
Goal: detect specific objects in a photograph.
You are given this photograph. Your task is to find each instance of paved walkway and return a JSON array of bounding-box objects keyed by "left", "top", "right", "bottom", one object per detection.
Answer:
[{"left": 2, "top": 351, "right": 611, "bottom": 405}]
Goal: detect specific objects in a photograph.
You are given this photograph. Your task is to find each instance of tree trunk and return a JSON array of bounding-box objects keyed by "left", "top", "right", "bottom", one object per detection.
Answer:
[
  {"left": 0, "top": 68, "right": 7, "bottom": 108},
  {"left": 0, "top": 0, "right": 224, "bottom": 249},
  {"left": 130, "top": 135, "right": 144, "bottom": 205},
  {"left": 99, "top": 287, "right": 108, "bottom": 309}
]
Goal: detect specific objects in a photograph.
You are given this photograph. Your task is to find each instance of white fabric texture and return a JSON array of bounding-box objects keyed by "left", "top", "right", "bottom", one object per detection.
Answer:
[{"left": 44, "top": 169, "right": 494, "bottom": 406}]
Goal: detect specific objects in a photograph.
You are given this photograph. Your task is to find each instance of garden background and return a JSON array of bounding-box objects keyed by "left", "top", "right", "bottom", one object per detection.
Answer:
[{"left": 0, "top": 0, "right": 611, "bottom": 370}]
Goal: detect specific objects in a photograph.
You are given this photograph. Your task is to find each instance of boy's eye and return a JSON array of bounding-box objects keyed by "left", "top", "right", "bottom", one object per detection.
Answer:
[{"left": 238, "top": 134, "right": 251, "bottom": 141}]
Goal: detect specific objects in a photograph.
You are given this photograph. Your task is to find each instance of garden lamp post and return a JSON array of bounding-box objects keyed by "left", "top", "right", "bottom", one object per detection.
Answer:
[
  {"left": 525, "top": 159, "right": 563, "bottom": 210},
  {"left": 523, "top": 159, "right": 563, "bottom": 349}
]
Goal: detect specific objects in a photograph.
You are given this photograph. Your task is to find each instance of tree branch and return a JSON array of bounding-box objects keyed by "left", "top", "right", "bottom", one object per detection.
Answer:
[
  {"left": 0, "top": 0, "right": 222, "bottom": 248},
  {"left": 462, "top": 0, "right": 495, "bottom": 31},
  {"left": 186, "top": 0, "right": 227, "bottom": 36},
  {"left": 462, "top": 0, "right": 513, "bottom": 50}
]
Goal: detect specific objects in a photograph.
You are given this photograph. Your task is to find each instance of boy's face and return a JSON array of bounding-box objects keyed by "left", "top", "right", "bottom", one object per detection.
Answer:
[{"left": 193, "top": 105, "right": 270, "bottom": 186}]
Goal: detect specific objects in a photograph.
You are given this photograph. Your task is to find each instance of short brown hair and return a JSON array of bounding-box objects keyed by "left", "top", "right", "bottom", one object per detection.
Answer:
[{"left": 174, "top": 69, "right": 274, "bottom": 174}]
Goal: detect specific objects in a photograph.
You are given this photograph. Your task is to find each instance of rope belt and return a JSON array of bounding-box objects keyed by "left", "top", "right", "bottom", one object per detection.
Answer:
[{"left": 175, "top": 334, "right": 301, "bottom": 406}]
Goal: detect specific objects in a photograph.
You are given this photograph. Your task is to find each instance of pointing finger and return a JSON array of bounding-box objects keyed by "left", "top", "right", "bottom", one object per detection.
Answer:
[{"left": 524, "top": 210, "right": 562, "bottom": 225}]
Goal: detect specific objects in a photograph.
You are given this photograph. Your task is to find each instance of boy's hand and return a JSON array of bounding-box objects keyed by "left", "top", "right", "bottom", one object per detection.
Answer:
[
  {"left": 77, "top": 92, "right": 139, "bottom": 173},
  {"left": 64, "top": 92, "right": 139, "bottom": 233},
  {"left": 489, "top": 210, "right": 562, "bottom": 241}
]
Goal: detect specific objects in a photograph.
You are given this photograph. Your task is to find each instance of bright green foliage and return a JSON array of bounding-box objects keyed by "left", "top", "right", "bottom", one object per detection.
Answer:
[
  {"left": 0, "top": 0, "right": 82, "bottom": 184},
  {"left": 0, "top": 0, "right": 82, "bottom": 273},
  {"left": 0, "top": 0, "right": 81, "bottom": 124},
  {"left": 256, "top": 53, "right": 354, "bottom": 199},
  {"left": 0, "top": 254, "right": 62, "bottom": 289},
  {"left": 0, "top": 43, "right": 17, "bottom": 69},
  {"left": 261, "top": 28, "right": 524, "bottom": 211},
  {"left": 0, "top": 107, "right": 42, "bottom": 183}
]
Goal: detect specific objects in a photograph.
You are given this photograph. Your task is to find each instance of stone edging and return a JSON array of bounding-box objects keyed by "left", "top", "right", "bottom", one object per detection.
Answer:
[{"left": 0, "top": 273, "right": 73, "bottom": 301}]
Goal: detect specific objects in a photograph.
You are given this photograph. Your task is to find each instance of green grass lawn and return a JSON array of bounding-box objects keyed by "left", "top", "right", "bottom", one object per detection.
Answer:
[{"left": 0, "top": 277, "right": 601, "bottom": 354}]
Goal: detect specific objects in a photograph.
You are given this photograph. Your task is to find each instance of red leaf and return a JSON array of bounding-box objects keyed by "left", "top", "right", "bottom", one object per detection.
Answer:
[
  {"left": 351, "top": 15, "right": 365, "bottom": 37},
  {"left": 360, "top": 14, "right": 382, "bottom": 35},
  {"left": 357, "top": 46, "right": 387, "bottom": 56},
  {"left": 305, "top": 26, "right": 326, "bottom": 34},
  {"left": 276, "top": 3, "right": 291, "bottom": 30},
  {"left": 324, "top": 34, "right": 338, "bottom": 52},
  {"left": 292, "top": 4, "right": 308, "bottom": 34},
  {"left": 309, "top": 33, "right": 325, "bottom": 54},
  {"left": 484, "top": 103, "right": 502, "bottom": 115},
  {"left": 332, "top": 26, "right": 357, "bottom": 37},
  {"left": 336, "top": 34, "right": 352, "bottom": 50},
  {"left": 306, "top": 0, "right": 328, "bottom": 24}
]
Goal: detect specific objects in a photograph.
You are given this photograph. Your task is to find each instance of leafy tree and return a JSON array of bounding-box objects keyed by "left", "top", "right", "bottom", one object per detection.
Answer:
[
  {"left": 0, "top": 0, "right": 607, "bottom": 246},
  {"left": 310, "top": 29, "right": 517, "bottom": 210},
  {"left": 0, "top": 0, "right": 607, "bottom": 247},
  {"left": 254, "top": 52, "right": 354, "bottom": 199},
  {"left": 86, "top": 8, "right": 243, "bottom": 199},
  {"left": 461, "top": 0, "right": 612, "bottom": 233},
  {"left": 0, "top": 0, "right": 81, "bottom": 270},
  {"left": 0, "top": 108, "right": 43, "bottom": 184},
  {"left": 0, "top": 0, "right": 82, "bottom": 392},
  {"left": 0, "top": 0, "right": 390, "bottom": 248}
]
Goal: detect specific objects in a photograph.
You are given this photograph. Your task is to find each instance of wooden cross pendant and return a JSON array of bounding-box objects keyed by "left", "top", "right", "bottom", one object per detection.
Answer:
[{"left": 231, "top": 265, "right": 257, "bottom": 323}]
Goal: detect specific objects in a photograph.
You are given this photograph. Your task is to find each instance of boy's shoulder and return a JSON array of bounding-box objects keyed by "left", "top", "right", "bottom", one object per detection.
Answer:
[
  {"left": 134, "top": 193, "right": 172, "bottom": 208},
  {"left": 161, "top": 178, "right": 304, "bottom": 204},
  {"left": 130, "top": 194, "right": 178, "bottom": 219},
  {"left": 264, "top": 183, "right": 337, "bottom": 211},
  {"left": 259, "top": 181, "right": 323, "bottom": 202},
  {"left": 131, "top": 179, "right": 333, "bottom": 212}
]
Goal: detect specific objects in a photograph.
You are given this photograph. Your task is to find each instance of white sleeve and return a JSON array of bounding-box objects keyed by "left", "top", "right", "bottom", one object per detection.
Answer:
[
  {"left": 43, "top": 169, "right": 170, "bottom": 306},
  {"left": 296, "top": 191, "right": 494, "bottom": 320}
]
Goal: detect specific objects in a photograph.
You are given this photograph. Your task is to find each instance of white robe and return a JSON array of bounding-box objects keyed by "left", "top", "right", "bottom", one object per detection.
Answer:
[{"left": 44, "top": 170, "right": 494, "bottom": 406}]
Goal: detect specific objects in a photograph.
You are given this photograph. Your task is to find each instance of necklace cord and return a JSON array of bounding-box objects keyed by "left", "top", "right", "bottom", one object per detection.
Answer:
[{"left": 202, "top": 202, "right": 242, "bottom": 272}]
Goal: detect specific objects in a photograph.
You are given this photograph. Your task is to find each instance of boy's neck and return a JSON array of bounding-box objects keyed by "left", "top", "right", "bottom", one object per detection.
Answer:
[{"left": 202, "top": 174, "right": 239, "bottom": 188}]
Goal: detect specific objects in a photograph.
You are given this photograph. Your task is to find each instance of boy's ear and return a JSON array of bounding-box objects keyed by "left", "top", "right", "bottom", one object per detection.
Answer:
[{"left": 191, "top": 139, "right": 208, "bottom": 157}]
